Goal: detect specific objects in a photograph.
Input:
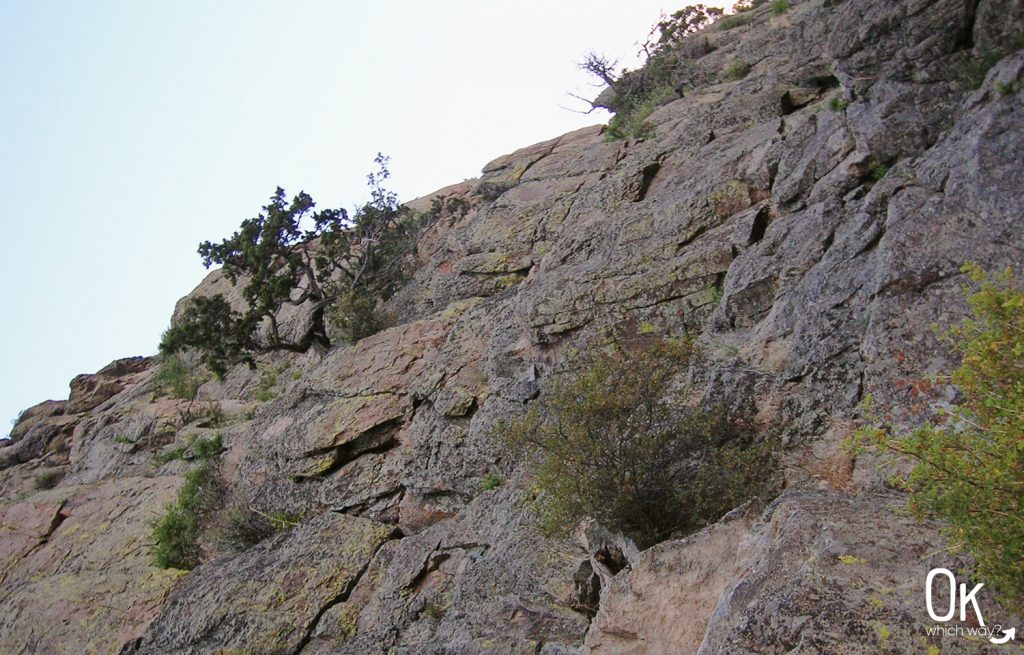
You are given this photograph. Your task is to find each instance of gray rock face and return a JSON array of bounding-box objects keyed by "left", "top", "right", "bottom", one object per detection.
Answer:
[
  {"left": 1, "top": 1, "right": 1022, "bottom": 653},
  {"left": 127, "top": 513, "right": 396, "bottom": 655},
  {"left": 590, "top": 492, "right": 1021, "bottom": 655}
]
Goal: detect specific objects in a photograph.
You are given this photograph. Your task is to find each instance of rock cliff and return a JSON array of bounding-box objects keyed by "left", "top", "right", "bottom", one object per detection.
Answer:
[{"left": 2, "top": 0, "right": 1023, "bottom": 653}]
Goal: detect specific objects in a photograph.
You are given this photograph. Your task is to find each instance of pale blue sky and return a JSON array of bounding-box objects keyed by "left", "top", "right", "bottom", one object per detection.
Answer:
[{"left": 1, "top": 1, "right": 728, "bottom": 435}]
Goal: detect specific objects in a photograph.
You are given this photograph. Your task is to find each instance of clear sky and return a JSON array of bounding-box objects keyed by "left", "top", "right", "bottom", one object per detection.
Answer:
[{"left": 0, "top": 1, "right": 729, "bottom": 436}]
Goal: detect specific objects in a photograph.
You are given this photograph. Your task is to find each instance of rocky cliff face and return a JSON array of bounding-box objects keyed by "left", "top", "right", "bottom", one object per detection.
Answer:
[{"left": 2, "top": 1, "right": 1022, "bottom": 653}]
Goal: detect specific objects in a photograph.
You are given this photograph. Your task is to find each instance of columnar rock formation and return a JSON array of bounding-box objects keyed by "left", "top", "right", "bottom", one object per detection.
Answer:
[{"left": 2, "top": 1, "right": 1022, "bottom": 653}]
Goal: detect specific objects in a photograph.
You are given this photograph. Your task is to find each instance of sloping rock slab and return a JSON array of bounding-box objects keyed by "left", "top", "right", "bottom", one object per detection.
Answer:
[
  {"left": 588, "top": 491, "right": 1020, "bottom": 655},
  {"left": 128, "top": 512, "right": 394, "bottom": 654},
  {"left": 0, "top": 476, "right": 182, "bottom": 655}
]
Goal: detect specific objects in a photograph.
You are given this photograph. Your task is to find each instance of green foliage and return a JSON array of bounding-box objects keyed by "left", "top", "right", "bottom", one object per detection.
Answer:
[
  {"left": 867, "top": 160, "right": 889, "bottom": 182},
  {"left": 724, "top": 60, "right": 751, "bottom": 81},
  {"left": 993, "top": 80, "right": 1017, "bottom": 96},
  {"left": 216, "top": 504, "right": 303, "bottom": 551},
  {"left": 154, "top": 353, "right": 208, "bottom": 401},
  {"left": 190, "top": 433, "right": 224, "bottom": 460},
  {"left": 162, "top": 155, "right": 426, "bottom": 377},
  {"left": 716, "top": 13, "right": 753, "bottom": 30},
  {"left": 959, "top": 40, "right": 1024, "bottom": 89},
  {"left": 605, "top": 84, "right": 676, "bottom": 141},
  {"left": 33, "top": 469, "right": 62, "bottom": 490},
  {"left": 327, "top": 290, "right": 390, "bottom": 344},
  {"left": 853, "top": 264, "right": 1024, "bottom": 605},
  {"left": 422, "top": 598, "right": 448, "bottom": 620},
  {"left": 642, "top": 5, "right": 725, "bottom": 59},
  {"left": 151, "top": 452, "right": 224, "bottom": 569},
  {"left": 152, "top": 433, "right": 222, "bottom": 468},
  {"left": 481, "top": 473, "right": 504, "bottom": 491},
  {"left": 152, "top": 446, "right": 187, "bottom": 467},
  {"left": 498, "top": 340, "right": 779, "bottom": 547},
  {"left": 476, "top": 179, "right": 517, "bottom": 201},
  {"left": 771, "top": 0, "right": 790, "bottom": 15},
  {"left": 593, "top": 5, "right": 729, "bottom": 141},
  {"left": 827, "top": 95, "right": 849, "bottom": 111},
  {"left": 255, "top": 365, "right": 281, "bottom": 402}
]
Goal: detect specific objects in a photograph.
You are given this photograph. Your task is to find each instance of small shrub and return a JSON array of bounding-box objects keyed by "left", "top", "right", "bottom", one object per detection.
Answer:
[
  {"left": 498, "top": 339, "right": 780, "bottom": 547},
  {"left": 197, "top": 402, "right": 226, "bottom": 428},
  {"left": 152, "top": 446, "right": 186, "bottom": 467},
  {"left": 154, "top": 353, "right": 207, "bottom": 401},
  {"left": 422, "top": 598, "right": 448, "bottom": 620},
  {"left": 190, "top": 433, "right": 224, "bottom": 460},
  {"left": 151, "top": 433, "right": 225, "bottom": 569},
  {"left": 326, "top": 289, "right": 390, "bottom": 344},
  {"left": 853, "top": 264, "right": 1024, "bottom": 606},
  {"left": 33, "top": 469, "right": 62, "bottom": 490},
  {"left": 152, "top": 433, "right": 222, "bottom": 468},
  {"left": 827, "top": 95, "right": 849, "bottom": 111},
  {"left": 708, "top": 180, "right": 750, "bottom": 218},
  {"left": 151, "top": 459, "right": 224, "bottom": 569},
  {"left": 475, "top": 179, "right": 517, "bottom": 201},
  {"left": 961, "top": 48, "right": 1014, "bottom": 90},
  {"left": 771, "top": 0, "right": 790, "bottom": 15},
  {"left": 724, "top": 60, "right": 751, "bottom": 81},
  {"left": 993, "top": 80, "right": 1015, "bottom": 96},
  {"left": 481, "top": 473, "right": 504, "bottom": 491},
  {"left": 605, "top": 84, "right": 676, "bottom": 141},
  {"left": 216, "top": 504, "right": 303, "bottom": 551},
  {"left": 716, "top": 13, "right": 753, "bottom": 30},
  {"left": 867, "top": 159, "right": 889, "bottom": 182},
  {"left": 255, "top": 366, "right": 280, "bottom": 402}
]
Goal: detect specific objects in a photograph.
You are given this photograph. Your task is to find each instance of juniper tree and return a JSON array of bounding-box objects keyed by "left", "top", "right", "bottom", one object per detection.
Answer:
[{"left": 161, "top": 155, "right": 423, "bottom": 376}]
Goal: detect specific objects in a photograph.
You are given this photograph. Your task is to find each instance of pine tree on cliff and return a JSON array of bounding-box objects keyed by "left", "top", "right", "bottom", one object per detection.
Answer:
[{"left": 161, "top": 155, "right": 423, "bottom": 377}]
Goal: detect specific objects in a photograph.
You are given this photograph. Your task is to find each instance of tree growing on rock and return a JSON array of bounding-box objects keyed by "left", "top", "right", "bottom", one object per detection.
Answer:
[
  {"left": 161, "top": 155, "right": 426, "bottom": 377},
  {"left": 498, "top": 338, "right": 780, "bottom": 548},
  {"left": 855, "top": 264, "right": 1024, "bottom": 606}
]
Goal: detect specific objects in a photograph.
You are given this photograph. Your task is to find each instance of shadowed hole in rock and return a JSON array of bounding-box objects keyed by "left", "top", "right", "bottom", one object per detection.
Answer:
[
  {"left": 573, "top": 560, "right": 602, "bottom": 618},
  {"left": 748, "top": 205, "right": 771, "bottom": 245},
  {"left": 634, "top": 162, "right": 661, "bottom": 202}
]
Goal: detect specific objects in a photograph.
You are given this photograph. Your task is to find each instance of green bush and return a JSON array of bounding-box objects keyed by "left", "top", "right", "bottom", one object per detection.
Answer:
[
  {"left": 161, "top": 156, "right": 428, "bottom": 377},
  {"left": 154, "top": 353, "right": 206, "bottom": 401},
  {"left": 152, "top": 433, "right": 222, "bottom": 468},
  {"left": 498, "top": 339, "right": 779, "bottom": 547},
  {"left": 151, "top": 460, "right": 222, "bottom": 569},
  {"left": 216, "top": 504, "right": 303, "bottom": 551},
  {"left": 854, "top": 264, "right": 1024, "bottom": 605},
  {"left": 724, "top": 60, "right": 751, "bottom": 81},
  {"left": 717, "top": 13, "right": 753, "bottom": 30},
  {"left": 827, "top": 95, "right": 849, "bottom": 111},
  {"left": 642, "top": 5, "right": 725, "bottom": 59},
  {"left": 771, "top": 0, "right": 790, "bottom": 15},
  {"left": 33, "top": 469, "right": 62, "bottom": 490},
  {"left": 151, "top": 434, "right": 225, "bottom": 569},
  {"left": 605, "top": 84, "right": 676, "bottom": 141},
  {"left": 867, "top": 159, "right": 889, "bottom": 181},
  {"left": 326, "top": 289, "right": 391, "bottom": 344},
  {"left": 481, "top": 473, "right": 504, "bottom": 491}
]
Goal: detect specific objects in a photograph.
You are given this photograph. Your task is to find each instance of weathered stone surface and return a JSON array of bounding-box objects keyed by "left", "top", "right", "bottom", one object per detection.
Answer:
[
  {"left": 0, "top": 477, "right": 182, "bottom": 655},
  {"left": 302, "top": 481, "right": 589, "bottom": 655},
  {"left": 129, "top": 512, "right": 395, "bottom": 655},
  {"left": 586, "top": 506, "right": 758, "bottom": 654},
  {"left": 699, "top": 492, "right": 1020, "bottom": 655},
  {"left": 588, "top": 491, "right": 1022, "bottom": 654},
  {"left": 1, "top": 2, "right": 1022, "bottom": 653}
]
